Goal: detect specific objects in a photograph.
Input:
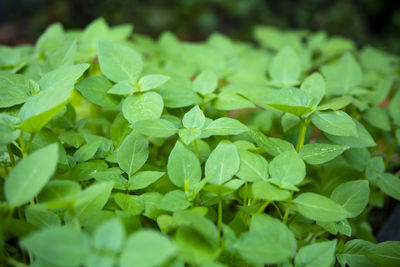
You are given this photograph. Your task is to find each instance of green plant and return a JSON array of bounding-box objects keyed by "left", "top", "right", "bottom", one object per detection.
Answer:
[{"left": 0, "top": 18, "right": 400, "bottom": 267}]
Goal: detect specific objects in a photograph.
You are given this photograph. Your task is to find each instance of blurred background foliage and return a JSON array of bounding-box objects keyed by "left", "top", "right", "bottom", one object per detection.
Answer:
[{"left": 0, "top": 0, "right": 400, "bottom": 52}]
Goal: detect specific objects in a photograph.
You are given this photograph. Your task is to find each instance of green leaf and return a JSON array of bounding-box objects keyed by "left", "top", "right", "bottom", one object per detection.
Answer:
[
  {"left": 325, "top": 119, "right": 376, "bottom": 148},
  {"left": 252, "top": 181, "right": 291, "bottom": 201},
  {"left": 363, "top": 106, "right": 391, "bottom": 131},
  {"left": 203, "top": 117, "right": 248, "bottom": 136},
  {"left": 25, "top": 206, "right": 61, "bottom": 228},
  {"left": 337, "top": 239, "right": 375, "bottom": 267},
  {"left": 269, "top": 46, "right": 301, "bottom": 86},
  {"left": 295, "top": 240, "right": 337, "bottom": 267},
  {"left": 98, "top": 40, "right": 142, "bottom": 83},
  {"left": 366, "top": 241, "right": 400, "bottom": 266},
  {"left": 21, "top": 226, "right": 90, "bottom": 266},
  {"left": 5, "top": 144, "right": 58, "bottom": 206},
  {"left": 365, "top": 156, "right": 385, "bottom": 182},
  {"left": 213, "top": 92, "right": 255, "bottom": 110},
  {"left": 120, "top": 230, "right": 176, "bottom": 267},
  {"left": 128, "top": 171, "right": 165, "bottom": 190},
  {"left": 134, "top": 119, "right": 178, "bottom": 137},
  {"left": 158, "top": 190, "right": 191, "bottom": 211},
  {"left": 331, "top": 180, "right": 370, "bottom": 217},
  {"left": 0, "top": 114, "right": 21, "bottom": 145},
  {"left": 311, "top": 111, "right": 357, "bottom": 136},
  {"left": 0, "top": 73, "right": 34, "bottom": 108},
  {"left": 107, "top": 80, "right": 136, "bottom": 95},
  {"left": 249, "top": 128, "right": 295, "bottom": 156},
  {"left": 167, "top": 141, "right": 201, "bottom": 189},
  {"left": 317, "top": 96, "right": 353, "bottom": 111},
  {"left": 182, "top": 105, "right": 205, "bottom": 129},
  {"left": 389, "top": 90, "right": 400, "bottom": 125},
  {"left": 205, "top": 140, "right": 240, "bottom": 185},
  {"left": 193, "top": 70, "right": 218, "bottom": 95},
  {"left": 73, "top": 141, "right": 101, "bottom": 163},
  {"left": 122, "top": 92, "right": 164, "bottom": 123},
  {"left": 300, "top": 72, "right": 326, "bottom": 107},
  {"left": 293, "top": 193, "right": 351, "bottom": 222},
  {"left": 236, "top": 150, "right": 269, "bottom": 182},
  {"left": 375, "top": 173, "right": 400, "bottom": 201},
  {"left": 262, "top": 88, "right": 312, "bottom": 116},
  {"left": 117, "top": 131, "right": 149, "bottom": 177},
  {"left": 93, "top": 218, "right": 125, "bottom": 253},
  {"left": 269, "top": 150, "right": 305, "bottom": 186},
  {"left": 234, "top": 214, "right": 296, "bottom": 265},
  {"left": 299, "top": 143, "right": 349, "bottom": 165},
  {"left": 75, "top": 76, "right": 119, "bottom": 108},
  {"left": 178, "top": 128, "right": 202, "bottom": 145},
  {"left": 138, "top": 74, "right": 170, "bottom": 91}
]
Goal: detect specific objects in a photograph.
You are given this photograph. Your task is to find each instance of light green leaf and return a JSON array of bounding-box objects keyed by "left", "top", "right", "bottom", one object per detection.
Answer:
[
  {"left": 294, "top": 240, "right": 337, "bottom": 267},
  {"left": 117, "top": 131, "right": 149, "bottom": 177},
  {"left": 76, "top": 76, "right": 119, "bottom": 107},
  {"left": 363, "top": 106, "right": 391, "bottom": 131},
  {"left": 389, "top": 90, "right": 400, "bottom": 125},
  {"left": 252, "top": 181, "right": 291, "bottom": 201},
  {"left": 205, "top": 140, "right": 240, "bottom": 185},
  {"left": 122, "top": 92, "right": 164, "bottom": 123},
  {"left": 311, "top": 111, "right": 357, "bottom": 136},
  {"left": 0, "top": 114, "right": 21, "bottom": 145},
  {"left": 337, "top": 239, "right": 375, "bottom": 267},
  {"left": 269, "top": 46, "right": 301, "bottom": 86},
  {"left": 318, "top": 96, "right": 353, "bottom": 111},
  {"left": 299, "top": 143, "right": 349, "bottom": 165},
  {"left": 73, "top": 141, "right": 101, "bottom": 163},
  {"left": 203, "top": 117, "right": 248, "bottom": 137},
  {"left": 293, "top": 192, "right": 351, "bottom": 222},
  {"left": 193, "top": 70, "right": 218, "bottom": 95},
  {"left": 365, "top": 156, "right": 385, "bottom": 182},
  {"left": 331, "top": 180, "right": 370, "bottom": 217},
  {"left": 375, "top": 173, "right": 400, "bottom": 201},
  {"left": 300, "top": 72, "right": 326, "bottom": 107},
  {"left": 25, "top": 206, "right": 61, "bottom": 228},
  {"left": 249, "top": 128, "right": 295, "bottom": 156},
  {"left": 120, "top": 230, "right": 176, "bottom": 267},
  {"left": 138, "top": 74, "right": 170, "bottom": 91},
  {"left": 262, "top": 88, "right": 312, "bottom": 116},
  {"left": 93, "top": 218, "right": 125, "bottom": 253},
  {"left": 366, "top": 241, "right": 400, "bottom": 266},
  {"left": 236, "top": 150, "right": 269, "bottom": 182},
  {"left": 158, "top": 190, "right": 191, "bottom": 211},
  {"left": 98, "top": 40, "right": 142, "bottom": 83},
  {"left": 107, "top": 80, "right": 136, "bottom": 95},
  {"left": 269, "top": 150, "right": 305, "bottom": 186},
  {"left": 5, "top": 144, "right": 58, "bottom": 206},
  {"left": 134, "top": 119, "right": 178, "bottom": 137},
  {"left": 128, "top": 171, "right": 165, "bottom": 190},
  {"left": 167, "top": 141, "right": 201, "bottom": 189},
  {"left": 0, "top": 73, "right": 34, "bottom": 108},
  {"left": 213, "top": 92, "right": 255, "bottom": 110},
  {"left": 178, "top": 128, "right": 202, "bottom": 145},
  {"left": 21, "top": 226, "right": 90, "bottom": 266},
  {"left": 182, "top": 105, "right": 205, "bottom": 129}
]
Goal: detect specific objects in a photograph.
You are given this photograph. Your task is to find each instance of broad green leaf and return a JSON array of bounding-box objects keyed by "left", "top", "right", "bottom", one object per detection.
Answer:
[
  {"left": 21, "top": 226, "right": 90, "bottom": 266},
  {"left": 203, "top": 117, "right": 248, "bottom": 136},
  {"left": 158, "top": 190, "right": 191, "bottom": 211},
  {"left": 75, "top": 76, "right": 119, "bottom": 108},
  {"left": 93, "top": 218, "right": 125, "bottom": 253},
  {"left": 389, "top": 90, "right": 400, "bottom": 125},
  {"left": 318, "top": 95, "right": 353, "bottom": 111},
  {"left": 375, "top": 173, "right": 400, "bottom": 201},
  {"left": 311, "top": 111, "right": 357, "bottom": 136},
  {"left": 295, "top": 240, "right": 337, "bottom": 267},
  {"left": 114, "top": 193, "right": 144, "bottom": 215},
  {"left": 182, "top": 105, "right": 205, "bottom": 129},
  {"left": 128, "top": 171, "right": 165, "bottom": 190},
  {"left": 300, "top": 72, "right": 326, "bottom": 107},
  {"left": 117, "top": 131, "right": 149, "bottom": 177},
  {"left": 205, "top": 140, "right": 240, "bottom": 185},
  {"left": 167, "top": 141, "right": 201, "bottom": 189},
  {"left": 337, "top": 239, "right": 375, "bottom": 267},
  {"left": 0, "top": 73, "right": 34, "bottom": 108},
  {"left": 5, "top": 144, "right": 58, "bottom": 206},
  {"left": 317, "top": 219, "right": 352, "bottom": 237},
  {"left": 252, "top": 181, "right": 291, "bottom": 201},
  {"left": 234, "top": 214, "right": 296, "bottom": 265},
  {"left": 331, "top": 180, "right": 370, "bottom": 217},
  {"left": 134, "top": 119, "right": 178, "bottom": 137},
  {"left": 122, "top": 92, "right": 164, "bottom": 123},
  {"left": 178, "top": 128, "right": 202, "bottom": 145},
  {"left": 193, "top": 70, "right": 218, "bottom": 95},
  {"left": 269, "top": 150, "right": 305, "bottom": 186},
  {"left": 363, "top": 106, "right": 391, "bottom": 131},
  {"left": 299, "top": 143, "right": 349, "bottom": 165},
  {"left": 120, "top": 230, "right": 176, "bottom": 267},
  {"left": 325, "top": 119, "right": 376, "bottom": 148},
  {"left": 138, "top": 74, "right": 170, "bottom": 91},
  {"left": 262, "top": 87, "right": 312, "bottom": 116},
  {"left": 203, "top": 179, "right": 245, "bottom": 196},
  {"left": 213, "top": 92, "right": 255, "bottom": 110},
  {"left": 98, "top": 40, "right": 142, "bottom": 83},
  {"left": 236, "top": 150, "right": 269, "bottom": 182},
  {"left": 269, "top": 46, "right": 301, "bottom": 86},
  {"left": 25, "top": 206, "right": 61, "bottom": 228},
  {"left": 343, "top": 147, "right": 371, "bottom": 171},
  {"left": 293, "top": 193, "right": 351, "bottom": 222},
  {"left": 249, "top": 128, "right": 295, "bottom": 156},
  {"left": 0, "top": 114, "right": 21, "bottom": 145},
  {"left": 36, "top": 23, "right": 64, "bottom": 53},
  {"left": 366, "top": 241, "right": 400, "bottom": 266},
  {"left": 365, "top": 156, "right": 385, "bottom": 182},
  {"left": 73, "top": 141, "right": 101, "bottom": 163},
  {"left": 107, "top": 80, "right": 136, "bottom": 95}
]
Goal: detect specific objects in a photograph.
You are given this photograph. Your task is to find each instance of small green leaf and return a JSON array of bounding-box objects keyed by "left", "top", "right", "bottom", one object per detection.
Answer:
[
  {"left": 299, "top": 143, "right": 349, "bottom": 165},
  {"left": 249, "top": 128, "right": 295, "bottom": 156},
  {"left": 262, "top": 88, "right": 312, "bottom": 116},
  {"left": 293, "top": 192, "right": 351, "bottom": 222},
  {"left": 337, "top": 239, "right": 375, "bottom": 267},
  {"left": 182, "top": 105, "right": 205, "bottom": 129},
  {"left": 75, "top": 76, "right": 119, "bottom": 107},
  {"left": 294, "top": 240, "right": 337, "bottom": 267},
  {"left": 375, "top": 173, "right": 400, "bottom": 201},
  {"left": 5, "top": 144, "right": 58, "bottom": 206},
  {"left": 300, "top": 72, "right": 326, "bottom": 107},
  {"left": 252, "top": 181, "right": 291, "bottom": 201},
  {"left": 73, "top": 141, "right": 101, "bottom": 163},
  {"left": 117, "top": 131, "right": 149, "bottom": 177},
  {"left": 203, "top": 117, "right": 248, "bottom": 136},
  {"left": 134, "top": 119, "right": 178, "bottom": 137},
  {"left": 128, "top": 171, "right": 165, "bottom": 190},
  {"left": 158, "top": 190, "right": 191, "bottom": 211},
  {"left": 363, "top": 106, "right": 391, "bottom": 131},
  {"left": 205, "top": 140, "right": 240, "bottom": 185},
  {"left": 25, "top": 206, "right": 61, "bottom": 228},
  {"left": 331, "top": 180, "right": 370, "bottom": 217},
  {"left": 107, "top": 80, "right": 136, "bottom": 95},
  {"left": 365, "top": 157, "right": 385, "bottom": 182},
  {"left": 269, "top": 150, "right": 305, "bottom": 186},
  {"left": 311, "top": 111, "right": 357, "bottom": 136},
  {"left": 389, "top": 90, "right": 400, "bottom": 125},
  {"left": 138, "top": 74, "right": 170, "bottom": 91},
  {"left": 98, "top": 40, "right": 142, "bottom": 83},
  {"left": 178, "top": 128, "right": 202, "bottom": 145},
  {"left": 93, "top": 218, "right": 125, "bottom": 253},
  {"left": 193, "top": 70, "right": 218, "bottom": 95},
  {"left": 325, "top": 120, "right": 376, "bottom": 148},
  {"left": 236, "top": 150, "right": 269, "bottom": 182},
  {"left": 122, "top": 92, "right": 164, "bottom": 123},
  {"left": 120, "top": 230, "right": 176, "bottom": 267},
  {"left": 269, "top": 46, "right": 301, "bottom": 86},
  {"left": 366, "top": 241, "right": 400, "bottom": 266}
]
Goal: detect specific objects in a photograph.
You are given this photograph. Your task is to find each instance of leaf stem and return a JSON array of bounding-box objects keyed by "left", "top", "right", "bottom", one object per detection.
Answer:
[
  {"left": 217, "top": 198, "right": 222, "bottom": 236},
  {"left": 243, "top": 182, "right": 248, "bottom": 206},
  {"left": 384, "top": 138, "right": 398, "bottom": 167},
  {"left": 257, "top": 201, "right": 271, "bottom": 213},
  {"left": 296, "top": 120, "right": 308, "bottom": 152},
  {"left": 283, "top": 192, "right": 293, "bottom": 224},
  {"left": 193, "top": 139, "right": 200, "bottom": 159},
  {"left": 6, "top": 144, "right": 16, "bottom": 166}
]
